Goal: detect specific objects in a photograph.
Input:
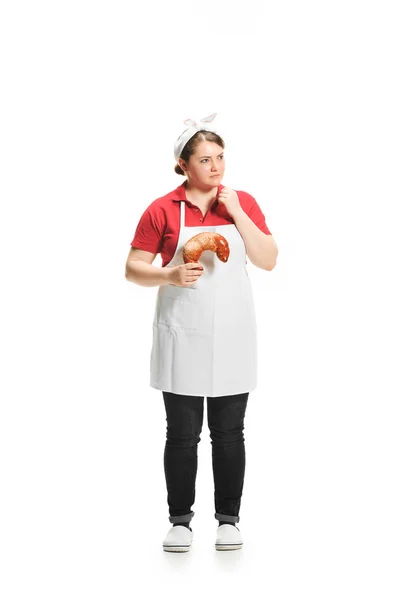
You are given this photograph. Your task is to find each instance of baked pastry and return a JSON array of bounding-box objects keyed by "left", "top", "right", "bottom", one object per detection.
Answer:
[{"left": 182, "top": 232, "right": 230, "bottom": 263}]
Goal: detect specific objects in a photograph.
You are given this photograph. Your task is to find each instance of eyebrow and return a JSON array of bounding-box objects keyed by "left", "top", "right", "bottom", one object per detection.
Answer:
[{"left": 199, "top": 153, "right": 224, "bottom": 158}]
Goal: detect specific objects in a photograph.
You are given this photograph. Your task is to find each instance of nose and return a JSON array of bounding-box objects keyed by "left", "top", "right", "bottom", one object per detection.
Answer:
[{"left": 210, "top": 159, "right": 218, "bottom": 171}]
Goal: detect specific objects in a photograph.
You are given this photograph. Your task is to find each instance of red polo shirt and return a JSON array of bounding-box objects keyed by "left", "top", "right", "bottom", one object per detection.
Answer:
[{"left": 130, "top": 181, "right": 272, "bottom": 267}]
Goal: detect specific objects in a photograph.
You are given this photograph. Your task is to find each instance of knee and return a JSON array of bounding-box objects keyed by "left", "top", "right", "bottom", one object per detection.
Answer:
[
  {"left": 166, "top": 427, "right": 202, "bottom": 448},
  {"left": 209, "top": 423, "right": 245, "bottom": 445}
]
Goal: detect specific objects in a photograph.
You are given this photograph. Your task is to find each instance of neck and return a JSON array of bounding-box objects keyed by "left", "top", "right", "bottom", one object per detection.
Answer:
[{"left": 184, "top": 179, "right": 219, "bottom": 197}]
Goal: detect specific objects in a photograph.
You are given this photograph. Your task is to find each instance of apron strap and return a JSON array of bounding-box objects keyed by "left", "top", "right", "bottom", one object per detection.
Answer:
[{"left": 180, "top": 201, "right": 185, "bottom": 229}]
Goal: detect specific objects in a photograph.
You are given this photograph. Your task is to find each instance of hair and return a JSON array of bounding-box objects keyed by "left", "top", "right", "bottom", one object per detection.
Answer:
[{"left": 174, "top": 130, "right": 225, "bottom": 175}]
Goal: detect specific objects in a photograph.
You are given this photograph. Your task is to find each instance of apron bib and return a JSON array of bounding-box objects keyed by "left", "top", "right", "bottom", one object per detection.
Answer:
[{"left": 150, "top": 200, "right": 258, "bottom": 397}]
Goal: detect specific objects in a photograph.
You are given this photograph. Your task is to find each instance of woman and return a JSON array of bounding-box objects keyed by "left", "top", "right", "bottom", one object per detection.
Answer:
[{"left": 125, "top": 113, "right": 278, "bottom": 552}]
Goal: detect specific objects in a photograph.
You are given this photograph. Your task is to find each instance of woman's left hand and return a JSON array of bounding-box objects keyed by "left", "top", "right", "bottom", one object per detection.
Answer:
[{"left": 217, "top": 187, "right": 243, "bottom": 219}]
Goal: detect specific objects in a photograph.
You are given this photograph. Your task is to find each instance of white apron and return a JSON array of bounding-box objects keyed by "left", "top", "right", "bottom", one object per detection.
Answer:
[{"left": 150, "top": 200, "right": 258, "bottom": 397}]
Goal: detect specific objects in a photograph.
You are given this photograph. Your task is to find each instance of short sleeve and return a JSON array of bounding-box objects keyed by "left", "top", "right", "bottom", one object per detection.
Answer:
[
  {"left": 130, "top": 203, "right": 164, "bottom": 254},
  {"left": 245, "top": 193, "right": 272, "bottom": 235}
]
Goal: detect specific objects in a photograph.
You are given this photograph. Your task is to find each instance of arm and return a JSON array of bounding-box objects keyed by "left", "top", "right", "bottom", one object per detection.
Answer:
[
  {"left": 125, "top": 247, "right": 171, "bottom": 287},
  {"left": 218, "top": 187, "right": 278, "bottom": 271},
  {"left": 232, "top": 209, "right": 278, "bottom": 270}
]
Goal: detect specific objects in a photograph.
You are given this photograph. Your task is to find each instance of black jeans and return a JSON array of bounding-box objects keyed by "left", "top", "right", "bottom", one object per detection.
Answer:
[{"left": 162, "top": 391, "right": 249, "bottom": 526}]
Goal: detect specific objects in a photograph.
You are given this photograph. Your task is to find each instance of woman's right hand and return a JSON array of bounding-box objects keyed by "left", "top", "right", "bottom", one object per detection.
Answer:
[{"left": 167, "top": 263, "right": 204, "bottom": 287}]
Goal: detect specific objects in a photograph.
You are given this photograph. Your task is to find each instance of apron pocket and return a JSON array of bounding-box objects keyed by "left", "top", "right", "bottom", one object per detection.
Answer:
[{"left": 157, "top": 285, "right": 199, "bottom": 331}]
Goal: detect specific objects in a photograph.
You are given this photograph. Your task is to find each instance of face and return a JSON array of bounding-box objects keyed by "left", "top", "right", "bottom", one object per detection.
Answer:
[{"left": 179, "top": 140, "right": 225, "bottom": 188}]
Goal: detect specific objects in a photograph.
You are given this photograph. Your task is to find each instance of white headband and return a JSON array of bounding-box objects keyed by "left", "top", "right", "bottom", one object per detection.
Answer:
[{"left": 174, "top": 112, "right": 218, "bottom": 162}]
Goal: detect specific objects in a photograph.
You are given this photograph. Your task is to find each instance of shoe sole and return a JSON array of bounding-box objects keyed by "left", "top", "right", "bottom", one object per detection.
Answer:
[
  {"left": 215, "top": 543, "right": 243, "bottom": 551},
  {"left": 163, "top": 544, "right": 191, "bottom": 552}
]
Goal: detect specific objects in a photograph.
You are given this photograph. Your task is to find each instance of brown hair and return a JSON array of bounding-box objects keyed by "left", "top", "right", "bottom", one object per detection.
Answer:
[{"left": 174, "top": 130, "right": 225, "bottom": 175}]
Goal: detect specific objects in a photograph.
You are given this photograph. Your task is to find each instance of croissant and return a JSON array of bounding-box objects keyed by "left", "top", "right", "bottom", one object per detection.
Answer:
[{"left": 182, "top": 232, "right": 230, "bottom": 263}]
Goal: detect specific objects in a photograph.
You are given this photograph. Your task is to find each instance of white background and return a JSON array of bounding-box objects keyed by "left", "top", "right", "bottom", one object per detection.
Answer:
[{"left": 1, "top": 0, "right": 399, "bottom": 598}]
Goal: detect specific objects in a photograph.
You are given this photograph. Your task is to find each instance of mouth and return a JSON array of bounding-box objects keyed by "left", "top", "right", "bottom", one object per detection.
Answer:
[{"left": 211, "top": 174, "right": 220, "bottom": 177}]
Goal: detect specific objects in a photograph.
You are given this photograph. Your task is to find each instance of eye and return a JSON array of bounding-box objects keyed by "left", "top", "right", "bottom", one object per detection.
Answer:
[
  {"left": 201, "top": 158, "right": 209, "bottom": 163},
  {"left": 218, "top": 154, "right": 224, "bottom": 159}
]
